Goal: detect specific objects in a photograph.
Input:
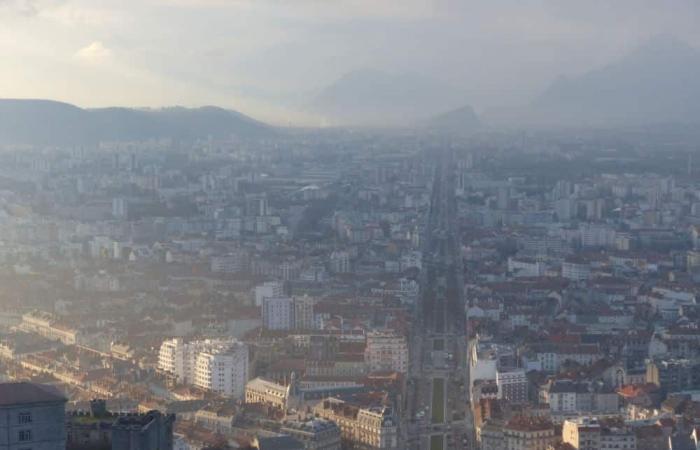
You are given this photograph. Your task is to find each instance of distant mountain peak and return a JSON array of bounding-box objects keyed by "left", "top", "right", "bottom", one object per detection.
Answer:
[
  {"left": 308, "top": 69, "right": 467, "bottom": 126},
  {"left": 425, "top": 105, "right": 481, "bottom": 134},
  {"left": 530, "top": 36, "right": 700, "bottom": 127}
]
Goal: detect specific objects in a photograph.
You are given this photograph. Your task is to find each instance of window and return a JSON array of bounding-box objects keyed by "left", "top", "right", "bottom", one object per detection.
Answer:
[
  {"left": 18, "top": 412, "right": 32, "bottom": 424},
  {"left": 18, "top": 430, "right": 32, "bottom": 442}
]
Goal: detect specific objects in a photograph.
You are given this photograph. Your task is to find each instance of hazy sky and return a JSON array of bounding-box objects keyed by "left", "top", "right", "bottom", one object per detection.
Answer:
[{"left": 2, "top": 0, "right": 700, "bottom": 124}]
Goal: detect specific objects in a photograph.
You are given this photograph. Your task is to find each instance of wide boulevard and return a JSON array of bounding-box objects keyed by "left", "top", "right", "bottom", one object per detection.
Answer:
[{"left": 404, "top": 150, "right": 475, "bottom": 450}]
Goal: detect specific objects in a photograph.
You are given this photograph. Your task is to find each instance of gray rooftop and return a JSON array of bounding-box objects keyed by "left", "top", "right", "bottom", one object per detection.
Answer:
[{"left": 0, "top": 382, "right": 67, "bottom": 407}]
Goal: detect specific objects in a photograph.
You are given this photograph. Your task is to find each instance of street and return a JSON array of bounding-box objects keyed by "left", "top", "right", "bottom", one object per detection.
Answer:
[{"left": 404, "top": 150, "right": 475, "bottom": 450}]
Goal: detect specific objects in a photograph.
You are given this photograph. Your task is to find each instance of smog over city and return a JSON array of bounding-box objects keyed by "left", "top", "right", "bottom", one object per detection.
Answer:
[{"left": 1, "top": 2, "right": 700, "bottom": 450}]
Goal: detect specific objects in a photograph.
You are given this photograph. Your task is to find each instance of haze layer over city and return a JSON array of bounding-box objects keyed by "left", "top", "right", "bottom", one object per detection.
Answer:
[{"left": 1, "top": 2, "right": 700, "bottom": 450}]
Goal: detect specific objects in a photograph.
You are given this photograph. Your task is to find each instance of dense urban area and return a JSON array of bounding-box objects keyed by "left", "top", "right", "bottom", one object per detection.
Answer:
[{"left": 1, "top": 125, "right": 700, "bottom": 450}]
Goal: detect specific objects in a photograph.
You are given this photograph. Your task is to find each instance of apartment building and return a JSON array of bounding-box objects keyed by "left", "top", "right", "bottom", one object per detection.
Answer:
[
  {"left": 562, "top": 417, "right": 636, "bottom": 450},
  {"left": 254, "top": 281, "right": 284, "bottom": 307},
  {"left": 262, "top": 297, "right": 294, "bottom": 330},
  {"left": 502, "top": 416, "right": 556, "bottom": 450},
  {"left": 496, "top": 369, "right": 528, "bottom": 403},
  {"left": 158, "top": 338, "right": 249, "bottom": 399},
  {"left": 561, "top": 259, "right": 591, "bottom": 282},
  {"left": 262, "top": 295, "right": 316, "bottom": 331},
  {"left": 364, "top": 330, "right": 408, "bottom": 374}
]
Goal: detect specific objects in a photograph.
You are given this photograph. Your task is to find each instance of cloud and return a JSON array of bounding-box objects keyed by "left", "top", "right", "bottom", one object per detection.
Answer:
[
  {"left": 0, "top": 0, "right": 61, "bottom": 16},
  {"left": 74, "top": 41, "right": 113, "bottom": 64},
  {"left": 0, "top": 0, "right": 39, "bottom": 15},
  {"left": 153, "top": 0, "right": 434, "bottom": 20},
  {"left": 39, "top": 3, "right": 118, "bottom": 27}
]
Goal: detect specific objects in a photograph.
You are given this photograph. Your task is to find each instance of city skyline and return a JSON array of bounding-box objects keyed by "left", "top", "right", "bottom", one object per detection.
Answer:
[{"left": 2, "top": 2, "right": 700, "bottom": 450}]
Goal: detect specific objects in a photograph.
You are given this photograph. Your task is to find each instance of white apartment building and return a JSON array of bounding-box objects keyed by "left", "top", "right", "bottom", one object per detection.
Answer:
[
  {"left": 555, "top": 198, "right": 575, "bottom": 221},
  {"left": 580, "top": 224, "right": 616, "bottom": 248},
  {"left": 262, "top": 296, "right": 294, "bottom": 330},
  {"left": 532, "top": 344, "right": 601, "bottom": 373},
  {"left": 260, "top": 295, "right": 316, "bottom": 331},
  {"left": 293, "top": 295, "right": 315, "bottom": 330},
  {"left": 329, "top": 250, "right": 351, "bottom": 274},
  {"left": 74, "top": 271, "right": 120, "bottom": 292},
  {"left": 194, "top": 342, "right": 249, "bottom": 398},
  {"left": 254, "top": 281, "right": 284, "bottom": 307},
  {"left": 210, "top": 251, "right": 249, "bottom": 274},
  {"left": 364, "top": 331, "right": 408, "bottom": 374},
  {"left": 507, "top": 257, "right": 545, "bottom": 277},
  {"left": 158, "top": 338, "right": 188, "bottom": 381},
  {"left": 112, "top": 197, "right": 128, "bottom": 219},
  {"left": 470, "top": 341, "right": 517, "bottom": 383},
  {"left": 561, "top": 260, "right": 591, "bottom": 281},
  {"left": 399, "top": 251, "right": 422, "bottom": 271},
  {"left": 158, "top": 338, "right": 249, "bottom": 399}
]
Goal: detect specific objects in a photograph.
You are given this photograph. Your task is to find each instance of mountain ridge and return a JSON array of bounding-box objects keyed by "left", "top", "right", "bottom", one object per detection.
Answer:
[
  {"left": 308, "top": 69, "right": 469, "bottom": 126},
  {"left": 0, "top": 99, "right": 271, "bottom": 145},
  {"left": 423, "top": 105, "right": 482, "bottom": 134},
  {"left": 530, "top": 35, "right": 700, "bottom": 127}
]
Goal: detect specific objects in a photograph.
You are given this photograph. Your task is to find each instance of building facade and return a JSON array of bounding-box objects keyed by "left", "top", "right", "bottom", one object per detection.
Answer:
[
  {"left": 254, "top": 281, "right": 284, "bottom": 307},
  {"left": 261, "top": 296, "right": 317, "bottom": 331},
  {"left": 158, "top": 338, "right": 249, "bottom": 399},
  {"left": 17, "top": 311, "right": 81, "bottom": 345},
  {"left": 364, "top": 331, "right": 408, "bottom": 374},
  {"left": 262, "top": 297, "right": 294, "bottom": 330},
  {"left": 502, "top": 417, "right": 556, "bottom": 450},
  {"left": 562, "top": 417, "right": 636, "bottom": 450},
  {"left": 313, "top": 398, "right": 398, "bottom": 450},
  {"left": 0, "top": 382, "right": 67, "bottom": 450},
  {"left": 245, "top": 377, "right": 291, "bottom": 411},
  {"left": 646, "top": 358, "right": 700, "bottom": 393},
  {"left": 111, "top": 411, "right": 175, "bottom": 450},
  {"left": 496, "top": 369, "right": 528, "bottom": 403},
  {"left": 293, "top": 295, "right": 316, "bottom": 330}
]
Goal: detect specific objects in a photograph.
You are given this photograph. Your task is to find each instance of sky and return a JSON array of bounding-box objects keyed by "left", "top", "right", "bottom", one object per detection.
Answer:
[{"left": 1, "top": 0, "right": 700, "bottom": 125}]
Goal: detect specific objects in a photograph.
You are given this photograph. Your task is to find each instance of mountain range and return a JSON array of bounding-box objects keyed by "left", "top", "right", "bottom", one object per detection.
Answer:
[
  {"left": 2, "top": 36, "right": 700, "bottom": 139},
  {"left": 309, "top": 36, "right": 700, "bottom": 131},
  {"left": 0, "top": 99, "right": 271, "bottom": 145},
  {"left": 307, "top": 69, "right": 469, "bottom": 126},
  {"left": 527, "top": 35, "right": 700, "bottom": 127}
]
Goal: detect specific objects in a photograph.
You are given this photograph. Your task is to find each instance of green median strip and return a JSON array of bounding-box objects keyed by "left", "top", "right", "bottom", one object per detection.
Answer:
[
  {"left": 430, "top": 434, "right": 444, "bottom": 450},
  {"left": 431, "top": 377, "right": 445, "bottom": 424}
]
